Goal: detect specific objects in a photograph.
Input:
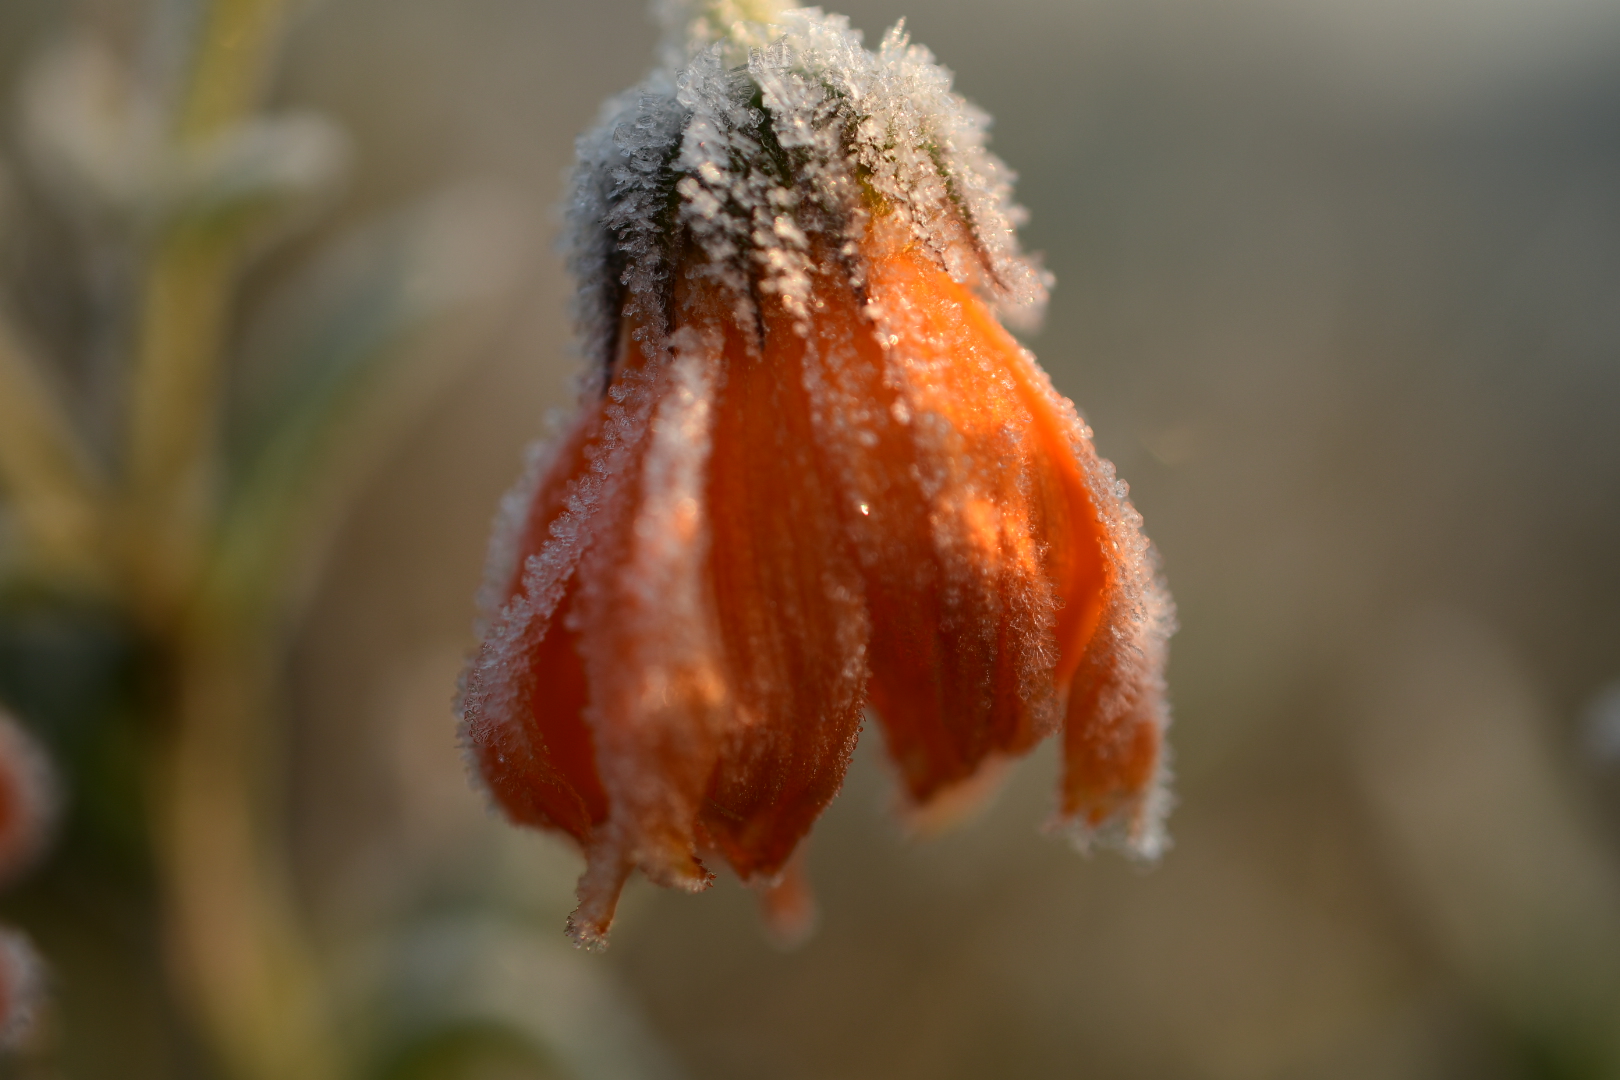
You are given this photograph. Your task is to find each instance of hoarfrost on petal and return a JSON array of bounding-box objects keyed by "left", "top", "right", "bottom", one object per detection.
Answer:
[
  {"left": 563, "top": 4, "right": 1049, "bottom": 376},
  {"left": 575, "top": 323, "right": 729, "bottom": 893}
]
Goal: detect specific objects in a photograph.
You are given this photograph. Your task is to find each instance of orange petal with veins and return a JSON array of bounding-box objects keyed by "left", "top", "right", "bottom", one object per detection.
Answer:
[
  {"left": 699, "top": 284, "right": 869, "bottom": 886},
  {"left": 803, "top": 223, "right": 1112, "bottom": 818},
  {"left": 849, "top": 221, "right": 1171, "bottom": 850}
]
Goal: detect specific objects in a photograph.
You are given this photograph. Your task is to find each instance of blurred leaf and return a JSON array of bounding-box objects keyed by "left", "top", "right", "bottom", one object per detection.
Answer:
[
  {"left": 171, "top": 112, "right": 350, "bottom": 250},
  {"left": 357, "top": 912, "right": 683, "bottom": 1080},
  {"left": 0, "top": 584, "right": 139, "bottom": 751},
  {"left": 372, "top": 1022, "right": 561, "bottom": 1080},
  {"left": 0, "top": 310, "right": 106, "bottom": 581},
  {"left": 17, "top": 38, "right": 347, "bottom": 245},
  {"left": 16, "top": 40, "right": 166, "bottom": 227},
  {"left": 208, "top": 184, "right": 535, "bottom": 621}
]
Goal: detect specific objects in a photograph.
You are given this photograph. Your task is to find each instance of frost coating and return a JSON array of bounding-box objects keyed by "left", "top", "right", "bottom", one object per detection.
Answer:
[
  {"left": 564, "top": 5, "right": 1050, "bottom": 383},
  {"left": 1015, "top": 356, "right": 1177, "bottom": 859},
  {"left": 565, "top": 80, "right": 688, "bottom": 390},
  {"left": 573, "top": 330, "right": 729, "bottom": 936}
]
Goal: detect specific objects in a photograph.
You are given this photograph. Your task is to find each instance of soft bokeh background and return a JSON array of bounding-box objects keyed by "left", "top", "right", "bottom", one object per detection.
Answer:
[{"left": 4, "top": 0, "right": 1620, "bottom": 1076}]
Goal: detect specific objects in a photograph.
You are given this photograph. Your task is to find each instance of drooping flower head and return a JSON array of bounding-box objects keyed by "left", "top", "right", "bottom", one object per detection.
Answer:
[{"left": 461, "top": 0, "right": 1175, "bottom": 947}]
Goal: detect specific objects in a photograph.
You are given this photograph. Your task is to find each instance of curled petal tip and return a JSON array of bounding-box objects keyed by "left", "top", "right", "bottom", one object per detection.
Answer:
[
  {"left": 753, "top": 852, "right": 818, "bottom": 950},
  {"left": 1050, "top": 767, "right": 1175, "bottom": 865},
  {"left": 898, "top": 756, "right": 1011, "bottom": 839},
  {"left": 564, "top": 915, "right": 611, "bottom": 953},
  {"left": 566, "top": 843, "right": 633, "bottom": 950}
]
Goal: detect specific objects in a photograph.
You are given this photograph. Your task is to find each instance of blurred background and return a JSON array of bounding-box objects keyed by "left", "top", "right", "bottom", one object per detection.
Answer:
[{"left": 2, "top": 0, "right": 1620, "bottom": 1076}]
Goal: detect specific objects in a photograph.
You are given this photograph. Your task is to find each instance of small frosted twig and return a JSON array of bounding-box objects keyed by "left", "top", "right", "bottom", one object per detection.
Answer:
[{"left": 0, "top": 309, "right": 106, "bottom": 579}]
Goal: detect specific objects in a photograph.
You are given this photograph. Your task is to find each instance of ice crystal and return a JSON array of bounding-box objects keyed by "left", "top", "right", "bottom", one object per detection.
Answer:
[{"left": 565, "top": 5, "right": 1050, "bottom": 386}]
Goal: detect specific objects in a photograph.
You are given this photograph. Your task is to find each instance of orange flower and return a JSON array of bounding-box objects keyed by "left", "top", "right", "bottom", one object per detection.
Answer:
[{"left": 460, "top": 4, "right": 1174, "bottom": 947}]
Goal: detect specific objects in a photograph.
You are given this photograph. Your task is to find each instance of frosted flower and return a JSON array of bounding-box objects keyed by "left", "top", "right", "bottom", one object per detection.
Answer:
[
  {"left": 0, "top": 929, "right": 42, "bottom": 1049},
  {"left": 460, "top": 1, "right": 1174, "bottom": 948},
  {"left": 0, "top": 711, "right": 55, "bottom": 888}
]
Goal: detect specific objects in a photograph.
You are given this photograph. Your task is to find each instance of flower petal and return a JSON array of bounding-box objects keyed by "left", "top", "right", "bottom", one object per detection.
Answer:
[
  {"left": 752, "top": 847, "right": 818, "bottom": 950},
  {"left": 698, "top": 291, "right": 870, "bottom": 886},
  {"left": 569, "top": 303, "right": 730, "bottom": 942},
  {"left": 461, "top": 409, "right": 608, "bottom": 846},
  {"left": 806, "top": 225, "right": 1108, "bottom": 812},
  {"left": 955, "top": 274, "right": 1176, "bottom": 856}
]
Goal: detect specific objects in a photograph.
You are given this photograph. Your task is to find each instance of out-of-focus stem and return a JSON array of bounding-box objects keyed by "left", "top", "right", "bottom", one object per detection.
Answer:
[
  {"left": 130, "top": 4, "right": 345, "bottom": 1079},
  {"left": 124, "top": 229, "right": 230, "bottom": 616},
  {"left": 158, "top": 612, "right": 347, "bottom": 1080},
  {"left": 124, "top": 228, "right": 238, "bottom": 623},
  {"left": 123, "top": 0, "right": 291, "bottom": 626},
  {"left": 178, "top": 0, "right": 293, "bottom": 140},
  {"left": 0, "top": 311, "right": 105, "bottom": 581}
]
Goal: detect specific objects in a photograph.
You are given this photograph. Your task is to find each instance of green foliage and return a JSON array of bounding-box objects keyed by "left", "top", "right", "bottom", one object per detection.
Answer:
[{"left": 371, "top": 1023, "right": 563, "bottom": 1080}]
